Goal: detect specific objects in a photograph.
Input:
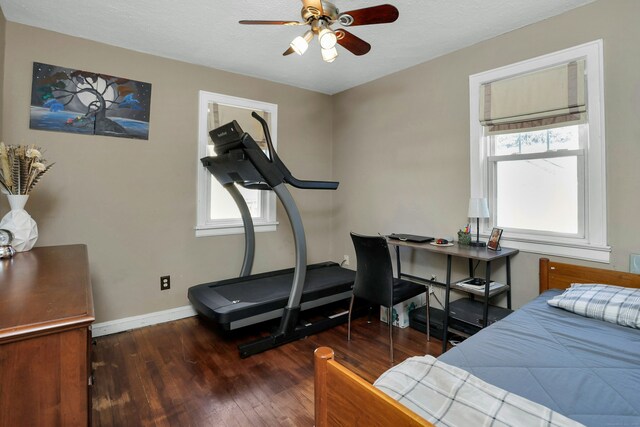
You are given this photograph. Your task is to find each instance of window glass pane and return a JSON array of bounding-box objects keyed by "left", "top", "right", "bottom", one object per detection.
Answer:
[
  {"left": 547, "top": 125, "right": 580, "bottom": 151},
  {"left": 206, "top": 103, "right": 270, "bottom": 222},
  {"left": 240, "top": 186, "right": 262, "bottom": 217},
  {"left": 496, "top": 156, "right": 578, "bottom": 234},
  {"left": 494, "top": 125, "right": 580, "bottom": 155},
  {"left": 207, "top": 104, "right": 269, "bottom": 149},
  {"left": 209, "top": 178, "right": 261, "bottom": 221}
]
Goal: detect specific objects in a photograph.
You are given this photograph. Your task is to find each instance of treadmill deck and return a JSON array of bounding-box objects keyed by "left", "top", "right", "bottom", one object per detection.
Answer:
[{"left": 188, "top": 262, "right": 355, "bottom": 328}]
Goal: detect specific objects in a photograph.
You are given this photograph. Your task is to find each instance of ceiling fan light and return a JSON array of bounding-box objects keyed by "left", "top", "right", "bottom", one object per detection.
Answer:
[
  {"left": 290, "top": 30, "right": 313, "bottom": 55},
  {"left": 321, "top": 46, "right": 338, "bottom": 63},
  {"left": 290, "top": 36, "right": 309, "bottom": 55},
  {"left": 318, "top": 28, "right": 337, "bottom": 49}
]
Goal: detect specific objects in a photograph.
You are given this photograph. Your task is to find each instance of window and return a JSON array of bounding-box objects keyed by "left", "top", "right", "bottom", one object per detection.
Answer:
[
  {"left": 469, "top": 41, "right": 609, "bottom": 262},
  {"left": 490, "top": 125, "right": 585, "bottom": 236},
  {"left": 196, "top": 91, "right": 278, "bottom": 237}
]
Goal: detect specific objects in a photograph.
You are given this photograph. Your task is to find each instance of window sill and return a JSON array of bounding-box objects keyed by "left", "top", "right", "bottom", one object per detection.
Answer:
[
  {"left": 195, "top": 222, "right": 278, "bottom": 237},
  {"left": 492, "top": 236, "right": 611, "bottom": 263}
]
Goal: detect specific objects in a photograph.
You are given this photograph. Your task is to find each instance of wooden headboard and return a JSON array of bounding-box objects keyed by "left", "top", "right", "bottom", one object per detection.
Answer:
[{"left": 539, "top": 258, "right": 640, "bottom": 293}]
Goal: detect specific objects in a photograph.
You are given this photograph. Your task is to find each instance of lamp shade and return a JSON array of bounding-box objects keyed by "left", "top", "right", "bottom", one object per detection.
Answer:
[{"left": 468, "top": 198, "right": 490, "bottom": 218}]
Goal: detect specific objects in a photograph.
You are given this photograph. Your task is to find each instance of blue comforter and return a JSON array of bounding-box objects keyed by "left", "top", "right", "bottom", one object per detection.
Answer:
[{"left": 439, "top": 291, "right": 640, "bottom": 427}]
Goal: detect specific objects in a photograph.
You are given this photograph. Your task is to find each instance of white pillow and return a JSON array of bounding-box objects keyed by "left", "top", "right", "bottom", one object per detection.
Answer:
[{"left": 547, "top": 283, "right": 640, "bottom": 329}]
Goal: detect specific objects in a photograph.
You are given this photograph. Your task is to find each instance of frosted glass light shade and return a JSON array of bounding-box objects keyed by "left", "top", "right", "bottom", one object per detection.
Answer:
[
  {"left": 290, "top": 31, "right": 313, "bottom": 55},
  {"left": 318, "top": 28, "right": 337, "bottom": 49},
  {"left": 321, "top": 46, "right": 338, "bottom": 63}
]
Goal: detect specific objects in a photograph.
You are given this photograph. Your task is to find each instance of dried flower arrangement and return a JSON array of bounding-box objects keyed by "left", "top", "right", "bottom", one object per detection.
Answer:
[{"left": 0, "top": 143, "right": 54, "bottom": 195}]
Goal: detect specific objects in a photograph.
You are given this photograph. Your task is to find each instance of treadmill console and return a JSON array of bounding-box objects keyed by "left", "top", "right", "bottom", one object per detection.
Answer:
[{"left": 209, "top": 120, "right": 244, "bottom": 155}]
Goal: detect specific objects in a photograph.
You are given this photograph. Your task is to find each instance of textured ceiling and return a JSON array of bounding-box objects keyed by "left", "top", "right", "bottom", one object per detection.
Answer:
[{"left": 0, "top": 0, "right": 596, "bottom": 95}]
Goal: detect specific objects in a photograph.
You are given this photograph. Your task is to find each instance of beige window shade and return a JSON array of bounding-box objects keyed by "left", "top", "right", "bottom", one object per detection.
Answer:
[{"left": 480, "top": 59, "right": 586, "bottom": 133}]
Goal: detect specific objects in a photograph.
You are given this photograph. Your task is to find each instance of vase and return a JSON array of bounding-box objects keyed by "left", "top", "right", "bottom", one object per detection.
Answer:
[{"left": 0, "top": 195, "right": 38, "bottom": 252}]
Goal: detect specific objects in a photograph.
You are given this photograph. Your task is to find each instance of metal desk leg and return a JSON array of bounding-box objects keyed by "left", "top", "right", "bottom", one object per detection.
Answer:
[
  {"left": 506, "top": 256, "right": 512, "bottom": 309},
  {"left": 426, "top": 287, "right": 430, "bottom": 342},
  {"left": 482, "top": 261, "right": 492, "bottom": 328},
  {"left": 441, "top": 254, "right": 452, "bottom": 354},
  {"left": 395, "top": 246, "right": 401, "bottom": 280}
]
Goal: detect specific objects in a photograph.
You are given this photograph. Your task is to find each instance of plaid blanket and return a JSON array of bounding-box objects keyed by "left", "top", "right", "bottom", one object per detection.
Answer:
[{"left": 374, "top": 356, "right": 584, "bottom": 427}]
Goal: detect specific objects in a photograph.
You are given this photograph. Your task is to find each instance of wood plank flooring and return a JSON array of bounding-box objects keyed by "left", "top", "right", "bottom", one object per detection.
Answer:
[{"left": 92, "top": 314, "right": 442, "bottom": 426}]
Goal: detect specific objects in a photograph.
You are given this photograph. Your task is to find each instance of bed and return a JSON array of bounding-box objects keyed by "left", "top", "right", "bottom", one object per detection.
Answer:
[{"left": 314, "top": 258, "right": 640, "bottom": 426}]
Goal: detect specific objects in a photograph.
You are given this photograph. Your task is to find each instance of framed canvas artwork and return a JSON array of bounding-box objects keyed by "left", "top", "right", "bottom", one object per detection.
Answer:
[{"left": 30, "top": 62, "right": 152, "bottom": 140}]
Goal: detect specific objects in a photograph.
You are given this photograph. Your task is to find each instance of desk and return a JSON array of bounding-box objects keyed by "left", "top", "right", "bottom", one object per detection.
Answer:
[{"left": 387, "top": 239, "right": 518, "bottom": 353}]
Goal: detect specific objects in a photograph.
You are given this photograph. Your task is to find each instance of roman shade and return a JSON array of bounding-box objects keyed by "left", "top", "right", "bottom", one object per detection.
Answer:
[{"left": 480, "top": 59, "right": 586, "bottom": 134}]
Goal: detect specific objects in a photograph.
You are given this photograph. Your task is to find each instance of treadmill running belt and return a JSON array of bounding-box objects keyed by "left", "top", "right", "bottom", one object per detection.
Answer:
[{"left": 216, "top": 265, "right": 352, "bottom": 303}]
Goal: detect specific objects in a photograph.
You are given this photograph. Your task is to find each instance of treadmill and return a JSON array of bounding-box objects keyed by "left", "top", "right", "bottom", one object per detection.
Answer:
[{"left": 188, "top": 112, "right": 355, "bottom": 358}]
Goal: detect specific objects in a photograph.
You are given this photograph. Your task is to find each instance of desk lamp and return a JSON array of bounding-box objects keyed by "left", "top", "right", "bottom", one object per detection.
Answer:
[{"left": 468, "top": 198, "right": 489, "bottom": 247}]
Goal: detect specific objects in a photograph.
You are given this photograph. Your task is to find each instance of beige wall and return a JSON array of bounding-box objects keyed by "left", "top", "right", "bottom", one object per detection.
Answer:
[
  {"left": 1, "top": 23, "right": 335, "bottom": 322},
  {"left": 331, "top": 0, "right": 640, "bottom": 308},
  {"left": 1, "top": 0, "right": 637, "bottom": 323}
]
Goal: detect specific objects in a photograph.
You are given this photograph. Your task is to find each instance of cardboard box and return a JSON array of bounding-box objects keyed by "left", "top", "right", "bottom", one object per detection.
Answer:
[{"left": 380, "top": 294, "right": 427, "bottom": 328}]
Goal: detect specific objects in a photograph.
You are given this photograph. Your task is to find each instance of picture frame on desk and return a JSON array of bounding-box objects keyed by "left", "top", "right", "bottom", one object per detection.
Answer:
[{"left": 487, "top": 228, "right": 503, "bottom": 251}]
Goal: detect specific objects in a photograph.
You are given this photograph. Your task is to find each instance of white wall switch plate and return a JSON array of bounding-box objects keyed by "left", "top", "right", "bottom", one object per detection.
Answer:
[{"left": 630, "top": 254, "right": 640, "bottom": 274}]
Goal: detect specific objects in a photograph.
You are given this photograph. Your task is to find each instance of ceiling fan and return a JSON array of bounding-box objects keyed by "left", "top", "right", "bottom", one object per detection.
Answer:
[{"left": 239, "top": 0, "right": 399, "bottom": 63}]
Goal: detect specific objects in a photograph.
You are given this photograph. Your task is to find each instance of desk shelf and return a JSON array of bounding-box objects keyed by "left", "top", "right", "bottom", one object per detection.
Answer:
[
  {"left": 388, "top": 238, "right": 518, "bottom": 353},
  {"left": 451, "top": 281, "right": 510, "bottom": 299}
]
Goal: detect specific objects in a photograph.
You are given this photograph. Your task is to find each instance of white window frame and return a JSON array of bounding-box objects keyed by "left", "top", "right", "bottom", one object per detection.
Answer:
[
  {"left": 469, "top": 40, "right": 610, "bottom": 263},
  {"left": 196, "top": 91, "right": 278, "bottom": 237}
]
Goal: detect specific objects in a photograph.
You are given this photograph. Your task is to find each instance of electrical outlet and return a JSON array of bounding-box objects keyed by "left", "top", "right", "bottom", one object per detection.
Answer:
[
  {"left": 160, "top": 275, "right": 170, "bottom": 291},
  {"left": 342, "top": 255, "right": 350, "bottom": 266}
]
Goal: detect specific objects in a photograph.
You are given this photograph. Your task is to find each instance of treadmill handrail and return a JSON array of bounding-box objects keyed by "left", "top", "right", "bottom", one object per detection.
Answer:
[
  {"left": 251, "top": 111, "right": 277, "bottom": 163},
  {"left": 250, "top": 112, "right": 339, "bottom": 190},
  {"left": 286, "top": 176, "right": 339, "bottom": 190}
]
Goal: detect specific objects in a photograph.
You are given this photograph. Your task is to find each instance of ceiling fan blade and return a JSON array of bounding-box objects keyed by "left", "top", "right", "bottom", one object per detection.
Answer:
[
  {"left": 338, "top": 4, "right": 399, "bottom": 26},
  {"left": 239, "top": 20, "right": 304, "bottom": 26},
  {"left": 283, "top": 46, "right": 295, "bottom": 56},
  {"left": 335, "top": 30, "right": 371, "bottom": 56},
  {"left": 301, "top": 0, "right": 324, "bottom": 17}
]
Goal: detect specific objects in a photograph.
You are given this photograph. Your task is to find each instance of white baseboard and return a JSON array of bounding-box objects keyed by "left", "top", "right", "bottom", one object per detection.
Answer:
[{"left": 92, "top": 305, "right": 197, "bottom": 337}]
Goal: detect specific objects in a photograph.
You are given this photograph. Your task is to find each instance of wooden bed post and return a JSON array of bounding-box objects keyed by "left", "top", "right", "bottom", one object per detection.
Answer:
[
  {"left": 539, "top": 258, "right": 550, "bottom": 294},
  {"left": 315, "top": 346, "right": 334, "bottom": 427}
]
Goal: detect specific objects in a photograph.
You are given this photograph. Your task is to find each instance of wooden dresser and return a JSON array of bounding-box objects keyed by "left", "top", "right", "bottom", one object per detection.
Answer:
[{"left": 0, "top": 244, "right": 95, "bottom": 426}]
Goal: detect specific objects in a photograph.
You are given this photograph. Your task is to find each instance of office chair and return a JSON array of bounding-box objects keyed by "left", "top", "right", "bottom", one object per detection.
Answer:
[{"left": 348, "top": 232, "right": 430, "bottom": 363}]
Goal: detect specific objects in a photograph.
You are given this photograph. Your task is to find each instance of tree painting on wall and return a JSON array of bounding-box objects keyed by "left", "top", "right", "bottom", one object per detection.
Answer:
[{"left": 29, "top": 62, "right": 152, "bottom": 140}]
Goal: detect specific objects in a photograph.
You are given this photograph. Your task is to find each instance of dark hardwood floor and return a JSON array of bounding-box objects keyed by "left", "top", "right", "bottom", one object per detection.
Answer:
[{"left": 92, "top": 313, "right": 442, "bottom": 426}]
